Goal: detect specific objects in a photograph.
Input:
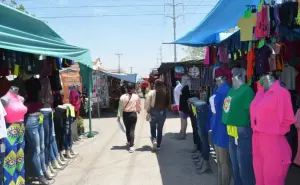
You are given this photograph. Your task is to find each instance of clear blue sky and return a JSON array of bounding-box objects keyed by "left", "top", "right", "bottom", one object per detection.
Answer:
[{"left": 19, "top": 0, "right": 218, "bottom": 77}]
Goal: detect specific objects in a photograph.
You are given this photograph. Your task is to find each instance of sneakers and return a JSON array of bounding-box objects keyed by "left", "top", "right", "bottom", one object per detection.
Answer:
[
  {"left": 152, "top": 140, "right": 157, "bottom": 151},
  {"left": 129, "top": 147, "right": 135, "bottom": 153}
]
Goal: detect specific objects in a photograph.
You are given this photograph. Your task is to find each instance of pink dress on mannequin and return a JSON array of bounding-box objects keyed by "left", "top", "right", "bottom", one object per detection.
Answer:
[{"left": 293, "top": 109, "right": 300, "bottom": 165}]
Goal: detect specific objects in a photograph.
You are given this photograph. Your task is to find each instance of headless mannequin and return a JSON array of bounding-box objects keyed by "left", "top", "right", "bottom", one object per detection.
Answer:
[
  {"left": 1, "top": 86, "right": 24, "bottom": 107},
  {"left": 232, "top": 74, "right": 245, "bottom": 90},
  {"left": 56, "top": 105, "right": 69, "bottom": 162},
  {"left": 214, "top": 76, "right": 231, "bottom": 185},
  {"left": 263, "top": 74, "right": 276, "bottom": 92}
]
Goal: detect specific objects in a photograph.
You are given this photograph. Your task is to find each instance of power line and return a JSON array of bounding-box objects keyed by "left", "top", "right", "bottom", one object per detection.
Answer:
[
  {"left": 25, "top": 4, "right": 216, "bottom": 9},
  {"left": 38, "top": 12, "right": 208, "bottom": 19}
]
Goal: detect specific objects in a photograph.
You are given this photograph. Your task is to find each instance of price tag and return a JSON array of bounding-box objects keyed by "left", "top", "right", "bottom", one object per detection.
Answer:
[
  {"left": 39, "top": 115, "right": 44, "bottom": 124},
  {"left": 234, "top": 53, "right": 237, "bottom": 60},
  {"left": 235, "top": 138, "right": 238, "bottom": 145},
  {"left": 258, "top": 38, "right": 265, "bottom": 48},
  {"left": 52, "top": 112, "right": 54, "bottom": 119}
]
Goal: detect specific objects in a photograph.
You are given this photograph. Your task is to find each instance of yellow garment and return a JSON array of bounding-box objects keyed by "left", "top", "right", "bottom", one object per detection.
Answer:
[
  {"left": 238, "top": 13, "right": 257, "bottom": 41},
  {"left": 13, "top": 64, "right": 19, "bottom": 76},
  {"left": 39, "top": 115, "right": 44, "bottom": 124},
  {"left": 227, "top": 125, "right": 238, "bottom": 138},
  {"left": 191, "top": 105, "right": 197, "bottom": 116},
  {"left": 66, "top": 108, "right": 69, "bottom": 117},
  {"left": 69, "top": 105, "right": 75, "bottom": 117}
]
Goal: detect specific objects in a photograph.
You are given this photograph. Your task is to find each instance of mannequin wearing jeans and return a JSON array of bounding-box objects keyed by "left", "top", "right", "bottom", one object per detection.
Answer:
[
  {"left": 1, "top": 87, "right": 27, "bottom": 185},
  {"left": 211, "top": 76, "right": 231, "bottom": 185},
  {"left": 250, "top": 74, "right": 294, "bottom": 185},
  {"left": 222, "top": 69, "right": 255, "bottom": 185}
]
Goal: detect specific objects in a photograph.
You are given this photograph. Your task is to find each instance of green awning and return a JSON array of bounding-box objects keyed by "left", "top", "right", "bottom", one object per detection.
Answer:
[{"left": 0, "top": 3, "right": 93, "bottom": 86}]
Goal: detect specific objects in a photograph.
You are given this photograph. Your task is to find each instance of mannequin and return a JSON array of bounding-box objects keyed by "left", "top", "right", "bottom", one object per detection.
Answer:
[
  {"left": 1, "top": 87, "right": 28, "bottom": 185},
  {"left": 250, "top": 73, "right": 294, "bottom": 185},
  {"left": 211, "top": 76, "right": 231, "bottom": 185},
  {"left": 193, "top": 99, "right": 212, "bottom": 174},
  {"left": 54, "top": 105, "right": 69, "bottom": 162},
  {"left": 222, "top": 70, "right": 255, "bottom": 185},
  {"left": 63, "top": 103, "right": 78, "bottom": 158},
  {"left": 178, "top": 75, "right": 191, "bottom": 140},
  {"left": 187, "top": 97, "right": 200, "bottom": 154}
]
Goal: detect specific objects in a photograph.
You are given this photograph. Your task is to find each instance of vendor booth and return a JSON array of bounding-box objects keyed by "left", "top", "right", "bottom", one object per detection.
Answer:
[
  {"left": 0, "top": 3, "right": 93, "bottom": 185},
  {"left": 174, "top": 0, "right": 300, "bottom": 185}
]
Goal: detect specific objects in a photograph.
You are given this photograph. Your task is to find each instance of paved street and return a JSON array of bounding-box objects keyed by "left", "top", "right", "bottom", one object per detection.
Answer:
[{"left": 52, "top": 107, "right": 218, "bottom": 185}]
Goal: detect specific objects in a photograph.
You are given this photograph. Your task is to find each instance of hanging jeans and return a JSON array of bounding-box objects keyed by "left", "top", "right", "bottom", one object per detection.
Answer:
[
  {"left": 253, "top": 132, "right": 291, "bottom": 185},
  {"left": 196, "top": 103, "right": 210, "bottom": 161},
  {"left": 4, "top": 122, "right": 25, "bottom": 185},
  {"left": 25, "top": 115, "right": 47, "bottom": 177},
  {"left": 41, "top": 111, "right": 51, "bottom": 166},
  {"left": 54, "top": 107, "right": 66, "bottom": 152},
  {"left": 229, "top": 126, "right": 255, "bottom": 185},
  {"left": 123, "top": 112, "right": 137, "bottom": 147},
  {"left": 150, "top": 109, "right": 166, "bottom": 147}
]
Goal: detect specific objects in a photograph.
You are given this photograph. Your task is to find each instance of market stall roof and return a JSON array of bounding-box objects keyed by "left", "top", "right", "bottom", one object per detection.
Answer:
[
  {"left": 158, "top": 59, "right": 204, "bottom": 74},
  {"left": 96, "top": 69, "right": 137, "bottom": 83},
  {"left": 0, "top": 3, "right": 92, "bottom": 69},
  {"left": 173, "top": 0, "right": 260, "bottom": 46}
]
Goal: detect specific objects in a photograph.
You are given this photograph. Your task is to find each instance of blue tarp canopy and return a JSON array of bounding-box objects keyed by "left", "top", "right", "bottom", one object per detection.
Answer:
[
  {"left": 174, "top": 0, "right": 260, "bottom": 47},
  {"left": 98, "top": 70, "right": 137, "bottom": 83}
]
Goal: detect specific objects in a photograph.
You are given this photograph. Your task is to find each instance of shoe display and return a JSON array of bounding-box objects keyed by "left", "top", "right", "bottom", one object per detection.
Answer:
[
  {"left": 66, "top": 149, "right": 75, "bottom": 159},
  {"left": 129, "top": 147, "right": 135, "bottom": 153},
  {"left": 43, "top": 171, "right": 53, "bottom": 180},
  {"left": 49, "top": 164, "right": 57, "bottom": 174},
  {"left": 70, "top": 148, "right": 79, "bottom": 156}
]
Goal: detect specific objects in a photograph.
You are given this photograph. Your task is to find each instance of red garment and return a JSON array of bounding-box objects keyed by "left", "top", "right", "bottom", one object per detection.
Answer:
[
  {"left": 215, "top": 67, "right": 232, "bottom": 83},
  {"left": 26, "top": 103, "right": 44, "bottom": 114},
  {"left": 69, "top": 90, "right": 81, "bottom": 111}
]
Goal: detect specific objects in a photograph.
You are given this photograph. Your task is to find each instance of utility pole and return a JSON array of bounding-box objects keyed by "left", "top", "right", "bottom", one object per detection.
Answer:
[
  {"left": 115, "top": 53, "right": 123, "bottom": 73},
  {"left": 165, "top": 0, "right": 182, "bottom": 63},
  {"left": 159, "top": 47, "right": 163, "bottom": 64},
  {"left": 130, "top": 67, "right": 133, "bottom": 74}
]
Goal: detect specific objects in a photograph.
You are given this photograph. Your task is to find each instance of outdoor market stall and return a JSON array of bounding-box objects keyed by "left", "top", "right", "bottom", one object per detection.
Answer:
[
  {"left": 0, "top": 3, "right": 93, "bottom": 185},
  {"left": 174, "top": 0, "right": 300, "bottom": 185}
]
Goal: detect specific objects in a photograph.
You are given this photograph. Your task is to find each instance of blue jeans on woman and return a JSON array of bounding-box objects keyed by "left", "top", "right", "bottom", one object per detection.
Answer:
[
  {"left": 229, "top": 126, "right": 255, "bottom": 185},
  {"left": 25, "top": 115, "right": 46, "bottom": 176},
  {"left": 150, "top": 109, "right": 166, "bottom": 147}
]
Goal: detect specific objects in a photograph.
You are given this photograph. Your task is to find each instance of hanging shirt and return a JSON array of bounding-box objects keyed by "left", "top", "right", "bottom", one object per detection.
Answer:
[
  {"left": 280, "top": 65, "right": 298, "bottom": 90},
  {"left": 250, "top": 81, "right": 294, "bottom": 135},
  {"left": 40, "top": 77, "right": 53, "bottom": 105},
  {"left": 238, "top": 13, "right": 257, "bottom": 41},
  {"left": 69, "top": 89, "right": 81, "bottom": 111},
  {"left": 204, "top": 46, "right": 210, "bottom": 65},
  {"left": 255, "top": 45, "right": 272, "bottom": 75},
  {"left": 217, "top": 45, "right": 229, "bottom": 63},
  {"left": 246, "top": 47, "right": 255, "bottom": 81},
  {"left": 25, "top": 77, "right": 41, "bottom": 103},
  {"left": 211, "top": 83, "right": 230, "bottom": 148},
  {"left": 0, "top": 101, "right": 7, "bottom": 139},
  {"left": 222, "top": 84, "right": 254, "bottom": 127}
]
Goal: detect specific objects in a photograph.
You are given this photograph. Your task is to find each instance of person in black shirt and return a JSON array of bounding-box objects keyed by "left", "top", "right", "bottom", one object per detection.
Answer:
[{"left": 178, "top": 83, "right": 191, "bottom": 140}]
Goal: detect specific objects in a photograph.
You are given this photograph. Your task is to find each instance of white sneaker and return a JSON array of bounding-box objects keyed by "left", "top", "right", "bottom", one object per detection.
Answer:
[
  {"left": 129, "top": 147, "right": 135, "bottom": 153},
  {"left": 153, "top": 141, "right": 157, "bottom": 151}
]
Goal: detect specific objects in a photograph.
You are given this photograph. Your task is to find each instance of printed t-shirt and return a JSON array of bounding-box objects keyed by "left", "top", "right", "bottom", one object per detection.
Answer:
[
  {"left": 280, "top": 65, "right": 298, "bottom": 90},
  {"left": 238, "top": 13, "right": 257, "bottom": 41},
  {"left": 0, "top": 102, "right": 7, "bottom": 139},
  {"left": 222, "top": 84, "right": 254, "bottom": 127}
]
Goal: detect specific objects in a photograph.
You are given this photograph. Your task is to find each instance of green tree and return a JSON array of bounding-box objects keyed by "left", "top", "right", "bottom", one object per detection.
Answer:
[
  {"left": 180, "top": 47, "right": 205, "bottom": 61},
  {"left": 1, "top": 0, "right": 28, "bottom": 13}
]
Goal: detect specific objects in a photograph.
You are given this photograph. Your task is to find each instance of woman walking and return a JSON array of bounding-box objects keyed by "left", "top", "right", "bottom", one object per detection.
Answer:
[
  {"left": 117, "top": 83, "right": 141, "bottom": 153},
  {"left": 144, "top": 80, "right": 169, "bottom": 151}
]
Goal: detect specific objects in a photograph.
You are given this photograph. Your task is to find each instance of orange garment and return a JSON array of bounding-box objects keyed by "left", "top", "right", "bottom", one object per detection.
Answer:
[
  {"left": 276, "top": 43, "right": 286, "bottom": 71},
  {"left": 247, "top": 48, "right": 255, "bottom": 81}
]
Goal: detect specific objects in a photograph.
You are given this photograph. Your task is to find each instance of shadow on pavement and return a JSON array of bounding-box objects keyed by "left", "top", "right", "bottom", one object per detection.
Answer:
[
  {"left": 111, "top": 145, "right": 128, "bottom": 151},
  {"left": 136, "top": 145, "right": 153, "bottom": 152}
]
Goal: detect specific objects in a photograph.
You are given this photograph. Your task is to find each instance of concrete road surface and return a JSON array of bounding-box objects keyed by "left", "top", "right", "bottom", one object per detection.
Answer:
[{"left": 52, "top": 108, "right": 218, "bottom": 185}]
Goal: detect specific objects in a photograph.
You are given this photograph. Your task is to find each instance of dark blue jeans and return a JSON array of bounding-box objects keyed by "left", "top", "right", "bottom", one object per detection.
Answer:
[
  {"left": 196, "top": 104, "right": 210, "bottom": 161},
  {"left": 150, "top": 109, "right": 166, "bottom": 147},
  {"left": 229, "top": 126, "right": 255, "bottom": 185},
  {"left": 50, "top": 119, "right": 59, "bottom": 161},
  {"left": 25, "top": 115, "right": 46, "bottom": 176},
  {"left": 41, "top": 111, "right": 51, "bottom": 166},
  {"left": 64, "top": 116, "right": 72, "bottom": 150}
]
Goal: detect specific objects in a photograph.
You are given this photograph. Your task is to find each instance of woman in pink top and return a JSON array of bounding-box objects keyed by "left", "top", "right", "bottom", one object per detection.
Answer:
[
  {"left": 117, "top": 83, "right": 141, "bottom": 153},
  {"left": 250, "top": 78, "right": 294, "bottom": 185}
]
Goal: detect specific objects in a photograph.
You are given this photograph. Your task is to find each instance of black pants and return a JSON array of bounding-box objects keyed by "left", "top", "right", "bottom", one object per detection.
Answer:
[
  {"left": 123, "top": 112, "right": 137, "bottom": 147},
  {"left": 54, "top": 107, "right": 67, "bottom": 152},
  {"left": 189, "top": 108, "right": 200, "bottom": 150}
]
